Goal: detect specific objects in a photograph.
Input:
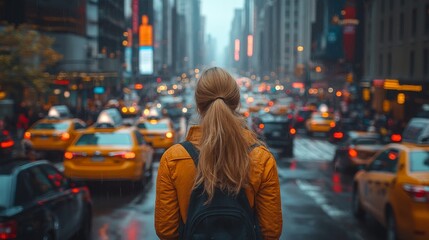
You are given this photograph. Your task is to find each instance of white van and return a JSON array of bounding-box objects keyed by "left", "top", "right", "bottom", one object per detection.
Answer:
[{"left": 402, "top": 117, "right": 429, "bottom": 144}]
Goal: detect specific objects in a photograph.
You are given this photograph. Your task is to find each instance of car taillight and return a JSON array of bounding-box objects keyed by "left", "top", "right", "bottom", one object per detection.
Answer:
[
  {"left": 0, "top": 140, "right": 14, "bottom": 148},
  {"left": 2, "top": 130, "right": 9, "bottom": 136},
  {"left": 403, "top": 184, "right": 429, "bottom": 202},
  {"left": 348, "top": 148, "right": 358, "bottom": 158},
  {"left": 64, "top": 152, "right": 87, "bottom": 160},
  {"left": 0, "top": 220, "right": 17, "bottom": 239},
  {"left": 391, "top": 134, "right": 402, "bottom": 142},
  {"left": 60, "top": 132, "right": 70, "bottom": 141},
  {"left": 297, "top": 116, "right": 304, "bottom": 122},
  {"left": 330, "top": 122, "right": 336, "bottom": 128},
  {"left": 165, "top": 132, "right": 173, "bottom": 139},
  {"left": 259, "top": 123, "right": 265, "bottom": 129},
  {"left": 333, "top": 132, "right": 344, "bottom": 139},
  {"left": 109, "top": 152, "right": 136, "bottom": 159},
  {"left": 289, "top": 128, "right": 296, "bottom": 135},
  {"left": 24, "top": 132, "right": 31, "bottom": 140}
]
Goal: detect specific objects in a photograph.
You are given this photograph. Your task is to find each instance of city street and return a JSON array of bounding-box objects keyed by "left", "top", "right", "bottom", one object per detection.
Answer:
[{"left": 81, "top": 134, "right": 386, "bottom": 240}]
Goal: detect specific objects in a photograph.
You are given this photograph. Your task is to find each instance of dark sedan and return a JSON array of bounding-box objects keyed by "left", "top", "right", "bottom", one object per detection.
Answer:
[
  {"left": 253, "top": 113, "right": 296, "bottom": 157},
  {"left": 0, "top": 129, "right": 14, "bottom": 162},
  {"left": 332, "top": 131, "right": 384, "bottom": 173},
  {"left": 0, "top": 160, "right": 92, "bottom": 240}
]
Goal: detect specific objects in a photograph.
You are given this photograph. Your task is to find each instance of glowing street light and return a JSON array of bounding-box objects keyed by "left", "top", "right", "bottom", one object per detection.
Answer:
[{"left": 297, "top": 46, "right": 304, "bottom": 52}]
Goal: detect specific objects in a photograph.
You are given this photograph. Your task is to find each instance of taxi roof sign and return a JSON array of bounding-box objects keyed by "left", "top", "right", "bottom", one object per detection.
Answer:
[
  {"left": 95, "top": 108, "right": 122, "bottom": 128},
  {"left": 47, "top": 105, "right": 71, "bottom": 119}
]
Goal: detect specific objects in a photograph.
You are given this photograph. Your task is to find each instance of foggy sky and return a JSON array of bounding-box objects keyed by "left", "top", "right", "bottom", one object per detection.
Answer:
[{"left": 201, "top": 0, "right": 244, "bottom": 67}]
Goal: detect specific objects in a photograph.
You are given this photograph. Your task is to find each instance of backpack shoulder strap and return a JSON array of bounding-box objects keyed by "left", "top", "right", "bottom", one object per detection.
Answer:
[{"left": 180, "top": 141, "right": 199, "bottom": 167}]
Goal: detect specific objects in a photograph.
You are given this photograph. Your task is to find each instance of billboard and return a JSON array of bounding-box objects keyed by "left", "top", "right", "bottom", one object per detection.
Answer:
[
  {"left": 139, "top": 46, "right": 154, "bottom": 75},
  {"left": 125, "top": 47, "right": 132, "bottom": 73}
]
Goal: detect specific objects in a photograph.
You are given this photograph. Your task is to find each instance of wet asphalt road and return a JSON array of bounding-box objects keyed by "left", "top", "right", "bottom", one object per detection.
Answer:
[{"left": 85, "top": 133, "right": 387, "bottom": 240}]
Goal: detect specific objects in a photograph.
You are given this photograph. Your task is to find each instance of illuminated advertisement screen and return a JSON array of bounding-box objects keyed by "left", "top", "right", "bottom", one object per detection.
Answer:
[
  {"left": 125, "top": 47, "right": 132, "bottom": 73},
  {"left": 139, "top": 46, "right": 154, "bottom": 75}
]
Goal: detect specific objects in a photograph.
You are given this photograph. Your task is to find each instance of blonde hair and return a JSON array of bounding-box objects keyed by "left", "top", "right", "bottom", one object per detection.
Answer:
[{"left": 195, "top": 67, "right": 259, "bottom": 202}]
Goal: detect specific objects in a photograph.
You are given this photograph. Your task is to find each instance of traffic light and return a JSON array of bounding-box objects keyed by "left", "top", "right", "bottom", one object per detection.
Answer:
[{"left": 346, "top": 72, "right": 353, "bottom": 83}]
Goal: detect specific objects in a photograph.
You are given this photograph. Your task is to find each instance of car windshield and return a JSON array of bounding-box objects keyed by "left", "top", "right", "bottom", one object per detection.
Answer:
[
  {"left": 264, "top": 123, "right": 286, "bottom": 132},
  {"left": 75, "top": 133, "right": 132, "bottom": 146},
  {"left": 138, "top": 122, "right": 169, "bottom": 130},
  {"left": 32, "top": 122, "right": 69, "bottom": 130},
  {"left": 409, "top": 151, "right": 429, "bottom": 172},
  {"left": 0, "top": 176, "right": 11, "bottom": 208},
  {"left": 352, "top": 138, "right": 381, "bottom": 145},
  {"left": 313, "top": 115, "right": 333, "bottom": 121}
]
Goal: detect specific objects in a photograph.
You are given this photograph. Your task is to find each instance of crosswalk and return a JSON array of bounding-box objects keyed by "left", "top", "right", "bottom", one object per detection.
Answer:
[{"left": 293, "top": 136, "right": 336, "bottom": 161}]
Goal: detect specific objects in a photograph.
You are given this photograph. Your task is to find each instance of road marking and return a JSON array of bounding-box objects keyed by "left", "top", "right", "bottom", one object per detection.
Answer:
[
  {"left": 296, "top": 180, "right": 347, "bottom": 218},
  {"left": 294, "top": 138, "right": 336, "bottom": 161}
]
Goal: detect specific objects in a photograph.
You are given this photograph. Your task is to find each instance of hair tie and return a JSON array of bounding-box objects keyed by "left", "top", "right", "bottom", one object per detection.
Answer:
[{"left": 215, "top": 97, "right": 225, "bottom": 101}]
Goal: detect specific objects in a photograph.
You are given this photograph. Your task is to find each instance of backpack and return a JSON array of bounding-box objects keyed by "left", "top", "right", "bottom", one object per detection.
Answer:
[{"left": 179, "top": 141, "right": 262, "bottom": 240}]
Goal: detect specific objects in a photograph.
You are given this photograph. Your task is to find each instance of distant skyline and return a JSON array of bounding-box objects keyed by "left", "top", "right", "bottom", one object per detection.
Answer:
[{"left": 201, "top": 0, "right": 244, "bottom": 67}]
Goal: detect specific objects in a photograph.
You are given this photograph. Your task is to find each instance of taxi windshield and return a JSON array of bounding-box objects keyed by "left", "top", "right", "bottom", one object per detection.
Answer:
[
  {"left": 313, "top": 115, "right": 333, "bottom": 121},
  {"left": 138, "top": 122, "right": 169, "bottom": 130},
  {"left": 409, "top": 151, "right": 429, "bottom": 172},
  {"left": 75, "top": 133, "right": 132, "bottom": 146},
  {"left": 33, "top": 122, "right": 69, "bottom": 130}
]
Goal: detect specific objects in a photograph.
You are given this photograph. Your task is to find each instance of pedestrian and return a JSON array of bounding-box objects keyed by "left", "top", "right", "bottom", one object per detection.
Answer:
[
  {"left": 16, "top": 111, "right": 29, "bottom": 139},
  {"left": 155, "top": 67, "right": 283, "bottom": 240}
]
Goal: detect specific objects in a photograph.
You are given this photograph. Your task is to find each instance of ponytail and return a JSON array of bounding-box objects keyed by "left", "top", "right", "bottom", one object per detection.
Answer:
[{"left": 194, "top": 67, "right": 257, "bottom": 203}]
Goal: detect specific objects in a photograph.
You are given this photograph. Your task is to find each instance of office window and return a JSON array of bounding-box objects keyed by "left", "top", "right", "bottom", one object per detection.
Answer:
[
  {"left": 379, "top": 54, "right": 384, "bottom": 75},
  {"left": 380, "top": 20, "right": 384, "bottom": 43},
  {"left": 425, "top": 5, "right": 429, "bottom": 34},
  {"left": 387, "top": 53, "right": 392, "bottom": 75},
  {"left": 400, "top": 13, "right": 404, "bottom": 40},
  {"left": 412, "top": 8, "right": 417, "bottom": 37},
  {"left": 424, "top": 49, "right": 428, "bottom": 76},
  {"left": 410, "top": 51, "right": 415, "bottom": 77},
  {"left": 389, "top": 17, "right": 393, "bottom": 41}
]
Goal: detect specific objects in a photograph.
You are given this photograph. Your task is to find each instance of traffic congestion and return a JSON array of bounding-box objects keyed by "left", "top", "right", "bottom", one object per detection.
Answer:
[{"left": 1, "top": 0, "right": 429, "bottom": 239}]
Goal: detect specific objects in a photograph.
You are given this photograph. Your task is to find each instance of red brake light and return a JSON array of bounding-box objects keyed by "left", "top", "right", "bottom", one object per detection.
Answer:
[
  {"left": 60, "top": 132, "right": 70, "bottom": 141},
  {"left": 391, "top": 134, "right": 402, "bottom": 142},
  {"left": 110, "top": 151, "right": 136, "bottom": 159},
  {"left": 297, "top": 116, "right": 304, "bottom": 122},
  {"left": 333, "top": 132, "right": 344, "bottom": 139},
  {"left": 0, "top": 220, "right": 17, "bottom": 239},
  {"left": 24, "top": 132, "right": 31, "bottom": 140},
  {"left": 259, "top": 123, "right": 265, "bottom": 129},
  {"left": 348, "top": 149, "right": 358, "bottom": 158},
  {"left": 330, "top": 122, "right": 336, "bottom": 128},
  {"left": 71, "top": 188, "right": 80, "bottom": 194},
  {"left": 2, "top": 130, "right": 9, "bottom": 136},
  {"left": 0, "top": 140, "right": 14, "bottom": 148},
  {"left": 64, "top": 152, "right": 87, "bottom": 160},
  {"left": 403, "top": 184, "right": 429, "bottom": 202}
]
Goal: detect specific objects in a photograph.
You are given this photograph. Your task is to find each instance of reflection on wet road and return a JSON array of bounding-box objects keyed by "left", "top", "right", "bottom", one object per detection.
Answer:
[{"left": 86, "top": 136, "right": 386, "bottom": 240}]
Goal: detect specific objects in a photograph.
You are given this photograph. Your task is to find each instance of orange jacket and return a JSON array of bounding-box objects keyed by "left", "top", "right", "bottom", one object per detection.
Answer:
[{"left": 155, "top": 126, "right": 283, "bottom": 240}]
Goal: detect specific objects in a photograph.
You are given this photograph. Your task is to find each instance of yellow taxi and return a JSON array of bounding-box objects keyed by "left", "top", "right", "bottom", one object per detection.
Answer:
[
  {"left": 305, "top": 112, "right": 336, "bottom": 136},
  {"left": 135, "top": 116, "right": 176, "bottom": 150},
  {"left": 64, "top": 124, "right": 154, "bottom": 185},
  {"left": 352, "top": 143, "right": 429, "bottom": 240},
  {"left": 23, "top": 106, "right": 87, "bottom": 153}
]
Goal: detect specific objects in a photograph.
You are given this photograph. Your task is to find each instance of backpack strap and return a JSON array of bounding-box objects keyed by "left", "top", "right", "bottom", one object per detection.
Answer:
[{"left": 180, "top": 141, "right": 200, "bottom": 166}]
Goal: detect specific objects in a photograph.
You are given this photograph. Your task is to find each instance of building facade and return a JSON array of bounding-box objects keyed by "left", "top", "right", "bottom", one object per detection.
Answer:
[{"left": 363, "top": 0, "right": 429, "bottom": 121}]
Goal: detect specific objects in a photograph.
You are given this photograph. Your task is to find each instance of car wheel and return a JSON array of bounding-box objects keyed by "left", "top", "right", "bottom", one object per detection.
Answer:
[
  {"left": 386, "top": 208, "right": 398, "bottom": 240},
  {"left": 72, "top": 206, "right": 91, "bottom": 240},
  {"left": 42, "top": 231, "right": 54, "bottom": 240},
  {"left": 145, "top": 160, "right": 153, "bottom": 183},
  {"left": 352, "top": 185, "right": 365, "bottom": 220}
]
